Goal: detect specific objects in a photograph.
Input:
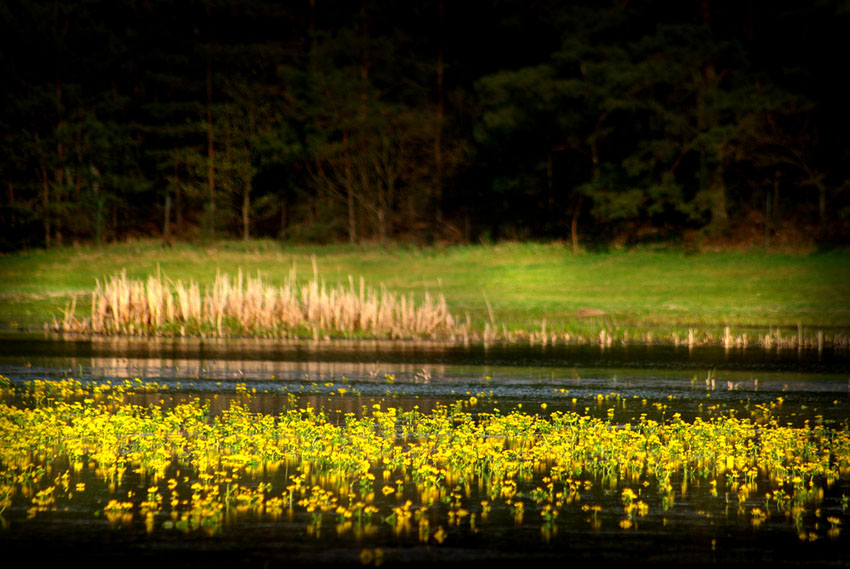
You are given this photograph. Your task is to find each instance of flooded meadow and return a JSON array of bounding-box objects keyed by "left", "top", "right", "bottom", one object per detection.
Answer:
[{"left": 1, "top": 336, "right": 849, "bottom": 568}]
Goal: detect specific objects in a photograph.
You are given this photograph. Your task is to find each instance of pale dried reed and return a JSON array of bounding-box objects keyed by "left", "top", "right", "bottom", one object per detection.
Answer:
[{"left": 59, "top": 264, "right": 468, "bottom": 340}]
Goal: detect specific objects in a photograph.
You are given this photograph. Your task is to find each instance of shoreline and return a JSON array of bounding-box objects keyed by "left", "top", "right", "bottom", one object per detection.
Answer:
[{"left": 8, "top": 323, "right": 850, "bottom": 352}]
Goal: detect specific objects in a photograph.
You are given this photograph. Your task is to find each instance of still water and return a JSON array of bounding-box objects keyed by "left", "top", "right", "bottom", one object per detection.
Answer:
[{"left": 1, "top": 335, "right": 849, "bottom": 568}]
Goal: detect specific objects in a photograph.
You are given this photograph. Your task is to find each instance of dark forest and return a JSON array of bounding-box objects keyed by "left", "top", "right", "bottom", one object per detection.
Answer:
[{"left": 2, "top": 0, "right": 848, "bottom": 251}]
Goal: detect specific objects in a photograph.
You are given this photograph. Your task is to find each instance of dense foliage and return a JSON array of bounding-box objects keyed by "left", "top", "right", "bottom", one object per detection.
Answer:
[{"left": 1, "top": 0, "right": 848, "bottom": 251}]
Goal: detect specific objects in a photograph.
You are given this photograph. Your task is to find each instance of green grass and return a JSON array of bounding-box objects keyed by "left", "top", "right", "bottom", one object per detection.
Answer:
[{"left": 1, "top": 238, "right": 849, "bottom": 344}]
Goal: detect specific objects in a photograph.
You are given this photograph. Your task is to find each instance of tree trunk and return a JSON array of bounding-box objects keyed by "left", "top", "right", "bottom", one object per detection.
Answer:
[
  {"left": 5, "top": 181, "right": 14, "bottom": 229},
  {"left": 348, "top": 186, "right": 356, "bottom": 243},
  {"left": 280, "top": 198, "right": 287, "bottom": 244},
  {"left": 51, "top": 3, "right": 67, "bottom": 249},
  {"left": 174, "top": 161, "right": 183, "bottom": 236},
  {"left": 377, "top": 207, "right": 386, "bottom": 243},
  {"left": 39, "top": 146, "right": 51, "bottom": 248},
  {"left": 571, "top": 194, "right": 583, "bottom": 256},
  {"left": 708, "top": 161, "right": 728, "bottom": 232},
  {"left": 357, "top": 1, "right": 371, "bottom": 242},
  {"left": 764, "top": 186, "right": 771, "bottom": 249},
  {"left": 383, "top": 178, "right": 395, "bottom": 243},
  {"left": 343, "top": 131, "right": 357, "bottom": 243},
  {"left": 206, "top": 58, "right": 216, "bottom": 240},
  {"left": 816, "top": 179, "right": 827, "bottom": 232},
  {"left": 242, "top": 184, "right": 250, "bottom": 241},
  {"left": 163, "top": 193, "right": 171, "bottom": 246},
  {"left": 360, "top": 1, "right": 370, "bottom": 113},
  {"left": 773, "top": 170, "right": 781, "bottom": 222},
  {"left": 54, "top": 81, "right": 64, "bottom": 247},
  {"left": 434, "top": 2, "right": 445, "bottom": 226},
  {"left": 93, "top": 166, "right": 104, "bottom": 246}
]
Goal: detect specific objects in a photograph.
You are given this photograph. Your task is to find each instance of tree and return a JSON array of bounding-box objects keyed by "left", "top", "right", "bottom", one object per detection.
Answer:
[{"left": 473, "top": 2, "right": 810, "bottom": 247}]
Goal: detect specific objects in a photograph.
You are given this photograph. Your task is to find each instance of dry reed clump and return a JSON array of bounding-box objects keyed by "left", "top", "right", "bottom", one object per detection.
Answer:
[{"left": 58, "top": 263, "right": 468, "bottom": 340}]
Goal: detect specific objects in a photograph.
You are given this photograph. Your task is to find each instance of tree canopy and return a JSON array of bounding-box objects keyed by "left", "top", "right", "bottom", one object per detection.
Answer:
[{"left": 1, "top": 0, "right": 847, "bottom": 251}]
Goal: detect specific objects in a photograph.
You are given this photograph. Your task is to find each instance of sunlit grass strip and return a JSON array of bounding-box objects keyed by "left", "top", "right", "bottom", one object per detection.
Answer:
[
  {"left": 58, "top": 264, "right": 467, "bottom": 340},
  {"left": 52, "top": 268, "right": 850, "bottom": 348},
  {"left": 5, "top": 239, "right": 847, "bottom": 347},
  {"left": 1, "top": 377, "right": 849, "bottom": 543}
]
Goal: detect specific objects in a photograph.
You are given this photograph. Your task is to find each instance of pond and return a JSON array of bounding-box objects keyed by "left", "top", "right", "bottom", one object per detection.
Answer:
[{"left": 1, "top": 335, "right": 849, "bottom": 568}]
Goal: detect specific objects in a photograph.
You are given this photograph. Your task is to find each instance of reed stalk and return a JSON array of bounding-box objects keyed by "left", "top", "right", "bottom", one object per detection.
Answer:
[{"left": 61, "top": 267, "right": 468, "bottom": 340}]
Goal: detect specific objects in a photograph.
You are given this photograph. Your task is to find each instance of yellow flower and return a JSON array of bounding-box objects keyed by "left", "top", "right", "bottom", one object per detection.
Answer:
[{"left": 433, "top": 526, "right": 447, "bottom": 544}]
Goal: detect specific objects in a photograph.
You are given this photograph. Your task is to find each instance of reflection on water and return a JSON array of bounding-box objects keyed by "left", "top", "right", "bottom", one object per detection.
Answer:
[
  {"left": 2, "top": 334, "right": 849, "bottom": 384},
  {"left": 3, "top": 333, "right": 850, "bottom": 369},
  {"left": 2, "top": 334, "right": 849, "bottom": 428}
]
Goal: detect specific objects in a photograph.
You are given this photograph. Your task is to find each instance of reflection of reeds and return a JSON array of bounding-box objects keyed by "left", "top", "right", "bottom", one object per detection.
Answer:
[{"left": 62, "top": 265, "right": 467, "bottom": 340}]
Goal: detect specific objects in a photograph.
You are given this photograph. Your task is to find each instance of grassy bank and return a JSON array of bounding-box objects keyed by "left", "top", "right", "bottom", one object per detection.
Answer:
[{"left": 1, "top": 239, "right": 849, "bottom": 347}]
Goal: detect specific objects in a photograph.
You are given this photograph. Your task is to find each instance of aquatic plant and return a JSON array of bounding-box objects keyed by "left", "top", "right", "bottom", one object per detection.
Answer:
[{"left": 0, "top": 375, "right": 848, "bottom": 551}]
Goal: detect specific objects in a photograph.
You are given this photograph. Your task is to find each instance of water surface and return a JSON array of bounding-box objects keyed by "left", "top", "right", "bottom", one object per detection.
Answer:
[{"left": 1, "top": 335, "right": 849, "bottom": 568}]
